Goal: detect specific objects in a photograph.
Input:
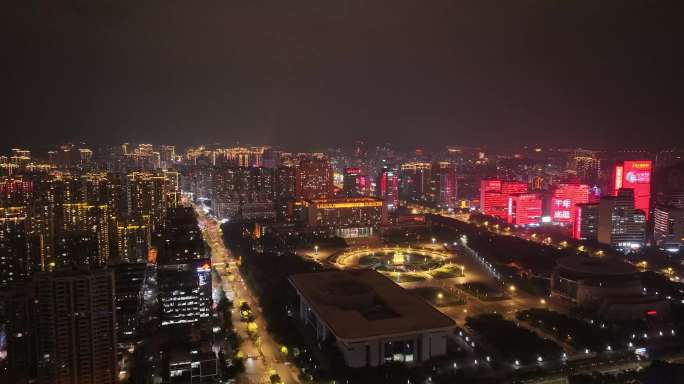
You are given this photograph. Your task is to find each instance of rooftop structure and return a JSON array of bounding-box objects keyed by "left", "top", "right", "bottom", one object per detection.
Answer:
[
  {"left": 289, "top": 269, "right": 454, "bottom": 367},
  {"left": 551, "top": 256, "right": 669, "bottom": 321},
  {"left": 303, "top": 196, "right": 387, "bottom": 238}
]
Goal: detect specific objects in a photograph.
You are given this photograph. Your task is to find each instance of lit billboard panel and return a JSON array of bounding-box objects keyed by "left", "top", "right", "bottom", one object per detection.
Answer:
[
  {"left": 614, "top": 160, "right": 651, "bottom": 218},
  {"left": 550, "top": 183, "right": 590, "bottom": 224}
]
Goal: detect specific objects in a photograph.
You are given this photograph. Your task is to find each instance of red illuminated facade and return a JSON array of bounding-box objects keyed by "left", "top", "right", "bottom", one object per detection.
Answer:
[
  {"left": 507, "top": 193, "right": 542, "bottom": 225},
  {"left": 612, "top": 160, "right": 652, "bottom": 219},
  {"left": 550, "top": 183, "right": 590, "bottom": 224},
  {"left": 377, "top": 168, "right": 399, "bottom": 210},
  {"left": 480, "top": 179, "right": 528, "bottom": 220}
]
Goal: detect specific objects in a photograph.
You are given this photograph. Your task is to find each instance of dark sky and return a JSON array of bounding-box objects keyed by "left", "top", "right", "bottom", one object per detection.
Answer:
[{"left": 3, "top": 0, "right": 683, "bottom": 151}]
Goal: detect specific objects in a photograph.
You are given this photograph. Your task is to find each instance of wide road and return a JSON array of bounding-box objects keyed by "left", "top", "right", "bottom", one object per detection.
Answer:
[{"left": 193, "top": 203, "right": 300, "bottom": 384}]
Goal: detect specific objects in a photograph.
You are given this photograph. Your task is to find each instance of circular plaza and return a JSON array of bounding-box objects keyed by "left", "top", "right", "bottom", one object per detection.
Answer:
[{"left": 332, "top": 246, "right": 463, "bottom": 282}]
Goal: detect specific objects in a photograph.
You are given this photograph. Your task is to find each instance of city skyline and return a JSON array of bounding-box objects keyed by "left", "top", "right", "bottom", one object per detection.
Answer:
[{"left": 2, "top": 2, "right": 684, "bottom": 383}]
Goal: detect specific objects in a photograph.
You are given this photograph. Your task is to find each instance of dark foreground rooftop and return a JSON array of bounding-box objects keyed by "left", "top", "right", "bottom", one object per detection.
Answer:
[{"left": 289, "top": 269, "right": 455, "bottom": 340}]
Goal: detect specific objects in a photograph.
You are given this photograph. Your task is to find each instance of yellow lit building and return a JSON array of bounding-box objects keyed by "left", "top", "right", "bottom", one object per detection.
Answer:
[{"left": 303, "top": 197, "right": 387, "bottom": 238}]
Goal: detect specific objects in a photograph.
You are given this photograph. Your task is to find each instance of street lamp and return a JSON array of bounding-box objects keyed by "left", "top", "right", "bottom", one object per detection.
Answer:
[
  {"left": 509, "top": 285, "right": 516, "bottom": 292},
  {"left": 431, "top": 237, "right": 436, "bottom": 245},
  {"left": 314, "top": 245, "right": 319, "bottom": 255}
]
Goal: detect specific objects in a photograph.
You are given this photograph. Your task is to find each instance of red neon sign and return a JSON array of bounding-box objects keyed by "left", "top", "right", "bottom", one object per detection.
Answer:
[
  {"left": 616, "top": 160, "right": 652, "bottom": 219},
  {"left": 551, "top": 184, "right": 590, "bottom": 224}
]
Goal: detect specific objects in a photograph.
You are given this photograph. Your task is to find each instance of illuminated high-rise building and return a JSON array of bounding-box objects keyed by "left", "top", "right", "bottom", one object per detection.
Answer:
[
  {"left": 598, "top": 189, "right": 646, "bottom": 251},
  {"left": 127, "top": 172, "right": 175, "bottom": 231},
  {"left": 480, "top": 179, "right": 527, "bottom": 219},
  {"left": 275, "top": 166, "right": 297, "bottom": 220},
  {"left": 124, "top": 144, "right": 161, "bottom": 170},
  {"left": 507, "top": 193, "right": 542, "bottom": 225},
  {"left": 157, "top": 207, "right": 211, "bottom": 326},
  {"left": 209, "top": 166, "right": 275, "bottom": 220},
  {"left": 653, "top": 205, "right": 684, "bottom": 250},
  {"left": 573, "top": 202, "right": 599, "bottom": 241},
  {"left": 612, "top": 160, "right": 652, "bottom": 219},
  {"left": 159, "top": 145, "right": 176, "bottom": 169},
  {"left": 46, "top": 144, "right": 93, "bottom": 169},
  {"left": 342, "top": 167, "right": 370, "bottom": 197},
  {"left": 58, "top": 203, "right": 111, "bottom": 266},
  {"left": 225, "top": 146, "right": 266, "bottom": 167},
  {"left": 432, "top": 161, "right": 457, "bottom": 208},
  {"left": 0, "top": 178, "right": 33, "bottom": 207},
  {"left": 296, "top": 156, "right": 334, "bottom": 200},
  {"left": 0, "top": 207, "right": 32, "bottom": 288},
  {"left": 34, "top": 268, "right": 117, "bottom": 384},
  {"left": 111, "top": 262, "right": 147, "bottom": 352},
  {"left": 115, "top": 218, "right": 151, "bottom": 263},
  {"left": 377, "top": 167, "right": 399, "bottom": 211},
  {"left": 399, "top": 162, "right": 432, "bottom": 202},
  {"left": 78, "top": 148, "right": 93, "bottom": 165},
  {"left": 567, "top": 149, "right": 600, "bottom": 184},
  {"left": 9, "top": 149, "right": 31, "bottom": 169},
  {"left": 550, "top": 183, "right": 590, "bottom": 225}
]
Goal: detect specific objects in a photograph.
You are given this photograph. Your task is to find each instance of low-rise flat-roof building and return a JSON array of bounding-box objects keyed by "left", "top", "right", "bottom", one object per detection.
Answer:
[
  {"left": 551, "top": 256, "right": 669, "bottom": 321},
  {"left": 302, "top": 197, "right": 387, "bottom": 238},
  {"left": 289, "top": 269, "right": 454, "bottom": 368}
]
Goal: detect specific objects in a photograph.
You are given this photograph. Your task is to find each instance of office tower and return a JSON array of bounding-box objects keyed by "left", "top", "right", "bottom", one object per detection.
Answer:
[
  {"left": 480, "top": 179, "right": 527, "bottom": 220},
  {"left": 598, "top": 189, "right": 646, "bottom": 251},
  {"left": 111, "top": 262, "right": 147, "bottom": 352},
  {"left": 377, "top": 167, "right": 399, "bottom": 211},
  {"left": 0, "top": 207, "right": 32, "bottom": 288},
  {"left": 507, "top": 193, "right": 542, "bottom": 225},
  {"left": 567, "top": 149, "right": 600, "bottom": 184},
  {"left": 399, "top": 162, "right": 432, "bottom": 202},
  {"left": 573, "top": 202, "right": 599, "bottom": 241},
  {"left": 612, "top": 160, "right": 652, "bottom": 219},
  {"left": 653, "top": 205, "right": 684, "bottom": 250},
  {"left": 34, "top": 268, "right": 117, "bottom": 384},
  {"left": 296, "top": 156, "right": 334, "bottom": 200},
  {"left": 550, "top": 183, "right": 590, "bottom": 225},
  {"left": 157, "top": 208, "right": 211, "bottom": 326},
  {"left": 432, "top": 161, "right": 457, "bottom": 208}
]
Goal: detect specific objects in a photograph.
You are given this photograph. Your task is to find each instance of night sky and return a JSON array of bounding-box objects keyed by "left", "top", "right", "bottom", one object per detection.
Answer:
[{"left": 3, "top": 1, "right": 683, "bottom": 151}]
